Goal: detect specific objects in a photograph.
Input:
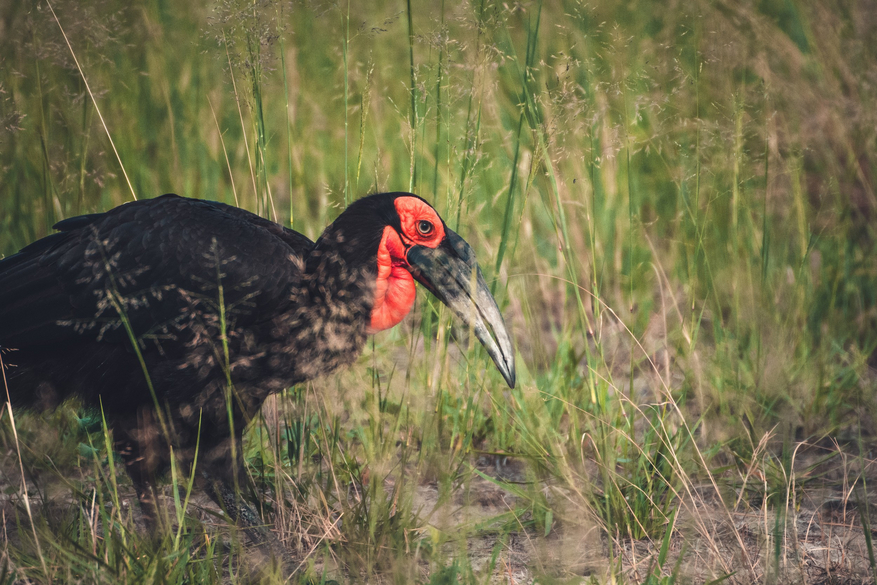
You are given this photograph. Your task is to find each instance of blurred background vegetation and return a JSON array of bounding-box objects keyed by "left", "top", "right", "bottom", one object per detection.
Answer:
[{"left": 2, "top": 0, "right": 877, "bottom": 583}]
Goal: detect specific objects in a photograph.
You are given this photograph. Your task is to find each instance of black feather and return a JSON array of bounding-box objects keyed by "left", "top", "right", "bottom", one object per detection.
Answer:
[{"left": 0, "top": 192, "right": 437, "bottom": 564}]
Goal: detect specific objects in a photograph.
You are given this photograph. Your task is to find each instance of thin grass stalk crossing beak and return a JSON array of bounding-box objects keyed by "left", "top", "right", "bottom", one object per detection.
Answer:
[{"left": 406, "top": 228, "right": 516, "bottom": 388}]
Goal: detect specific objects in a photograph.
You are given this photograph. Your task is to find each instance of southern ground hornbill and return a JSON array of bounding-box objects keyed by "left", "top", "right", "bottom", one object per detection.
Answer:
[{"left": 0, "top": 192, "right": 515, "bottom": 560}]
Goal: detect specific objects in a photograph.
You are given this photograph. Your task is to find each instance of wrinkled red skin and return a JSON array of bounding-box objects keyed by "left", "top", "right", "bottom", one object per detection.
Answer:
[{"left": 369, "top": 197, "right": 445, "bottom": 332}]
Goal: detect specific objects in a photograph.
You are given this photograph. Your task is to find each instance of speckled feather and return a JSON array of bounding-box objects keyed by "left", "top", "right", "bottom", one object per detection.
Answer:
[{"left": 0, "top": 193, "right": 395, "bottom": 487}]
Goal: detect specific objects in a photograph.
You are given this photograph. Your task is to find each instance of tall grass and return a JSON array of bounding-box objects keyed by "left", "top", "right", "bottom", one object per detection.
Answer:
[{"left": 2, "top": 0, "right": 877, "bottom": 583}]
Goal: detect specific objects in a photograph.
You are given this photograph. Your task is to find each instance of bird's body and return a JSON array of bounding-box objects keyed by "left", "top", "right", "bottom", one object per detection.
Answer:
[
  {"left": 0, "top": 192, "right": 514, "bottom": 559},
  {"left": 4, "top": 196, "right": 308, "bottom": 423}
]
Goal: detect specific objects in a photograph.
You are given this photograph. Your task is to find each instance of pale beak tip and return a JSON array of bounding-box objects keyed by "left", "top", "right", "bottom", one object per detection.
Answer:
[{"left": 503, "top": 352, "right": 516, "bottom": 388}]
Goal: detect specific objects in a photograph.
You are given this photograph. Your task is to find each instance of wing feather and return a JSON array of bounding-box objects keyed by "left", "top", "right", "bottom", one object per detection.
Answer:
[{"left": 0, "top": 195, "right": 314, "bottom": 352}]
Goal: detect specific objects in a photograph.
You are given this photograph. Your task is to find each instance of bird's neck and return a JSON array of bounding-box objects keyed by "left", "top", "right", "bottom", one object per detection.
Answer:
[
  {"left": 272, "top": 228, "right": 378, "bottom": 382},
  {"left": 301, "top": 236, "right": 376, "bottom": 331},
  {"left": 279, "top": 218, "right": 419, "bottom": 382},
  {"left": 303, "top": 219, "right": 419, "bottom": 334}
]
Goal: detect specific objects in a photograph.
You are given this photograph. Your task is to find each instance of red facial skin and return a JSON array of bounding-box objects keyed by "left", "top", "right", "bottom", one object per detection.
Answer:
[{"left": 368, "top": 197, "right": 445, "bottom": 332}]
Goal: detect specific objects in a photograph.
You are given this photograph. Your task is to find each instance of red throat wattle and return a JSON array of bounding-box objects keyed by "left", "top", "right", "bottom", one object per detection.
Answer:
[
  {"left": 369, "top": 225, "right": 416, "bottom": 332},
  {"left": 368, "top": 197, "right": 445, "bottom": 332}
]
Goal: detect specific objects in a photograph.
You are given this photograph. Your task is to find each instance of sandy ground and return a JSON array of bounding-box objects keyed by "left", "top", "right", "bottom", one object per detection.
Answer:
[{"left": 3, "top": 437, "right": 877, "bottom": 584}]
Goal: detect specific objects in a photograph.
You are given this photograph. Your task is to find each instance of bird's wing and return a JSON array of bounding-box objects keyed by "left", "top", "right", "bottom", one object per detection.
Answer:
[{"left": 0, "top": 195, "right": 314, "bottom": 350}]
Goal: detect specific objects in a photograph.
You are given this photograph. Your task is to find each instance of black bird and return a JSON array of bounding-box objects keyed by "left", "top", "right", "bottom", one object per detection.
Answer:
[{"left": 0, "top": 192, "right": 515, "bottom": 553}]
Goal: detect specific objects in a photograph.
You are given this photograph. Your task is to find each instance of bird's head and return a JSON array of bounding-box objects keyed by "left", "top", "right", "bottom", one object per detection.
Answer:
[{"left": 317, "top": 192, "right": 515, "bottom": 388}]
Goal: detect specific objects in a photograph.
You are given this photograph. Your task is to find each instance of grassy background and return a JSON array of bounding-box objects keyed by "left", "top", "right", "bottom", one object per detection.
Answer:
[{"left": 2, "top": 0, "right": 877, "bottom": 583}]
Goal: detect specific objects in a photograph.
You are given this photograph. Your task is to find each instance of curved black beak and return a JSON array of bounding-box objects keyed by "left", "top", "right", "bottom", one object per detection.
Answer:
[{"left": 406, "top": 228, "right": 516, "bottom": 388}]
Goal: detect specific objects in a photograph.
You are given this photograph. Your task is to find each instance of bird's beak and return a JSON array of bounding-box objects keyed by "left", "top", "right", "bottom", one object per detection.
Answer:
[{"left": 406, "top": 228, "right": 516, "bottom": 388}]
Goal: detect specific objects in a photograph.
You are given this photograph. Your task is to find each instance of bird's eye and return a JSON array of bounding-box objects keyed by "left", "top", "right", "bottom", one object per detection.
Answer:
[{"left": 416, "top": 220, "right": 434, "bottom": 236}]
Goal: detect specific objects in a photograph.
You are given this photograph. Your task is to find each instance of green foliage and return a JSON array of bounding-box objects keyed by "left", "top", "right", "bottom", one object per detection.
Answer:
[{"left": 2, "top": 0, "right": 877, "bottom": 582}]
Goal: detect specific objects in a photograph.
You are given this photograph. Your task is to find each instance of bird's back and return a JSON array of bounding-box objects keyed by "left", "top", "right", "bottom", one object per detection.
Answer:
[{"left": 0, "top": 195, "right": 314, "bottom": 415}]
